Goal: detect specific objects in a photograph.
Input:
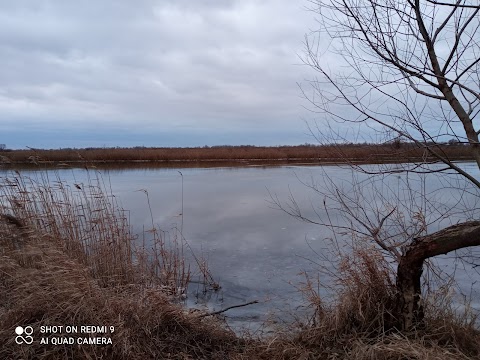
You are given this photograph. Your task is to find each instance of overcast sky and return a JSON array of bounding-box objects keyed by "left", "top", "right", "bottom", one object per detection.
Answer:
[{"left": 0, "top": 0, "right": 320, "bottom": 149}]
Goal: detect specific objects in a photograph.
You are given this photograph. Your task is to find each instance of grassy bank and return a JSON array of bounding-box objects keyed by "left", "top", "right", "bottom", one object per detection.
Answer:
[
  {"left": 1, "top": 171, "right": 479, "bottom": 359},
  {"left": 0, "top": 143, "right": 474, "bottom": 167}
]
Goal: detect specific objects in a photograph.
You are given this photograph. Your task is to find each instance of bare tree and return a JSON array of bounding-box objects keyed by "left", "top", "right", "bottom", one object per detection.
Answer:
[{"left": 298, "top": 0, "right": 480, "bottom": 330}]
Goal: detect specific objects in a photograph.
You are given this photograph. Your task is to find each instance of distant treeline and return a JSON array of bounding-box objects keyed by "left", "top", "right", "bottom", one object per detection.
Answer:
[{"left": 0, "top": 142, "right": 473, "bottom": 166}]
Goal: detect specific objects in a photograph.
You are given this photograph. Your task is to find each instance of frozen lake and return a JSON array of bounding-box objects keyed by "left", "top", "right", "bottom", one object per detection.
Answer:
[{"left": 3, "top": 161, "right": 479, "bottom": 331}]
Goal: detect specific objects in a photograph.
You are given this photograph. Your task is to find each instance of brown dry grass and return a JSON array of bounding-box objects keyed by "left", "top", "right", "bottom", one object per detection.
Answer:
[
  {"left": 244, "top": 246, "right": 480, "bottom": 360},
  {"left": 0, "top": 143, "right": 473, "bottom": 166},
  {"left": 0, "top": 171, "right": 478, "bottom": 359},
  {"left": 0, "top": 171, "right": 247, "bottom": 359},
  {"left": 0, "top": 171, "right": 190, "bottom": 293},
  {"left": 0, "top": 223, "right": 246, "bottom": 359}
]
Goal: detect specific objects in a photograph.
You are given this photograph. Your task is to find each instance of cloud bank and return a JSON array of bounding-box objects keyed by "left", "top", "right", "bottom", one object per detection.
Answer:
[{"left": 0, "top": 0, "right": 317, "bottom": 148}]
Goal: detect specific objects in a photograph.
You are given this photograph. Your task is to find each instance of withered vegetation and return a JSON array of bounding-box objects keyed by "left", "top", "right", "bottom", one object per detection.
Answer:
[{"left": 0, "top": 142, "right": 474, "bottom": 167}]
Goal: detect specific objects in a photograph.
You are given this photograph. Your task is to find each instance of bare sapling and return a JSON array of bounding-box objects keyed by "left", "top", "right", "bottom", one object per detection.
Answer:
[{"left": 297, "top": 0, "right": 480, "bottom": 331}]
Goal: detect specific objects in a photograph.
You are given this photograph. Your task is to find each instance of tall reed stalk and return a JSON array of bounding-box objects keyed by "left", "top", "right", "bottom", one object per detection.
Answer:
[{"left": 0, "top": 170, "right": 190, "bottom": 296}]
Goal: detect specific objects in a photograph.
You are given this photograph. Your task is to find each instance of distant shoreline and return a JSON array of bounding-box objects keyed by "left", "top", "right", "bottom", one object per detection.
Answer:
[{"left": 0, "top": 143, "right": 473, "bottom": 168}]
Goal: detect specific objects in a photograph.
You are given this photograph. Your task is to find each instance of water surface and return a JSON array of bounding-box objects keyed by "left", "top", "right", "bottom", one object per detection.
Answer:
[{"left": 3, "top": 163, "right": 479, "bottom": 331}]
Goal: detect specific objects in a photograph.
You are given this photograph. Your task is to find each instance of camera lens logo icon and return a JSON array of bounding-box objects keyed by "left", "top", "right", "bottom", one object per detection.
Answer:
[{"left": 15, "top": 326, "right": 34, "bottom": 344}]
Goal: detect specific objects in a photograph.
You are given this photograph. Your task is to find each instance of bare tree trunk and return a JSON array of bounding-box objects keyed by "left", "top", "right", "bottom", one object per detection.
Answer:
[{"left": 396, "top": 221, "right": 480, "bottom": 330}]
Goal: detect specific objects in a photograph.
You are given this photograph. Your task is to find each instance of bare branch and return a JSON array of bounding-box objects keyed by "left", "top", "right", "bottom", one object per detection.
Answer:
[
  {"left": 198, "top": 300, "right": 259, "bottom": 318},
  {"left": 426, "top": 0, "right": 480, "bottom": 9}
]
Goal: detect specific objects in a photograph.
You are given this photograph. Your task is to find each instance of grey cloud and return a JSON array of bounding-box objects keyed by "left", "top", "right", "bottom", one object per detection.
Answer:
[{"left": 0, "top": 0, "right": 317, "bottom": 147}]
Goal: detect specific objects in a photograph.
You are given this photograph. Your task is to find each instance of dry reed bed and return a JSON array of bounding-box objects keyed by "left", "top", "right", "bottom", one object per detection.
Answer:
[
  {"left": 0, "top": 171, "right": 190, "bottom": 292},
  {"left": 0, "top": 143, "right": 473, "bottom": 165},
  {"left": 0, "top": 170, "right": 243, "bottom": 359},
  {"left": 0, "top": 171, "right": 478, "bottom": 359},
  {"left": 0, "top": 223, "right": 244, "bottom": 359},
  {"left": 241, "top": 244, "right": 480, "bottom": 359}
]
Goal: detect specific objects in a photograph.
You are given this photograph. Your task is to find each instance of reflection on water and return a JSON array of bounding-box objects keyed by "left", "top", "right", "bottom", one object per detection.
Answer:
[
  {"left": 2, "top": 162, "right": 479, "bottom": 331},
  {"left": 0, "top": 159, "right": 324, "bottom": 171}
]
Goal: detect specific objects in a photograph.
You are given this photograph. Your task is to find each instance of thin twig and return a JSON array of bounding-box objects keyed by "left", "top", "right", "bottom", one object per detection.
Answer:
[{"left": 198, "top": 300, "right": 259, "bottom": 318}]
